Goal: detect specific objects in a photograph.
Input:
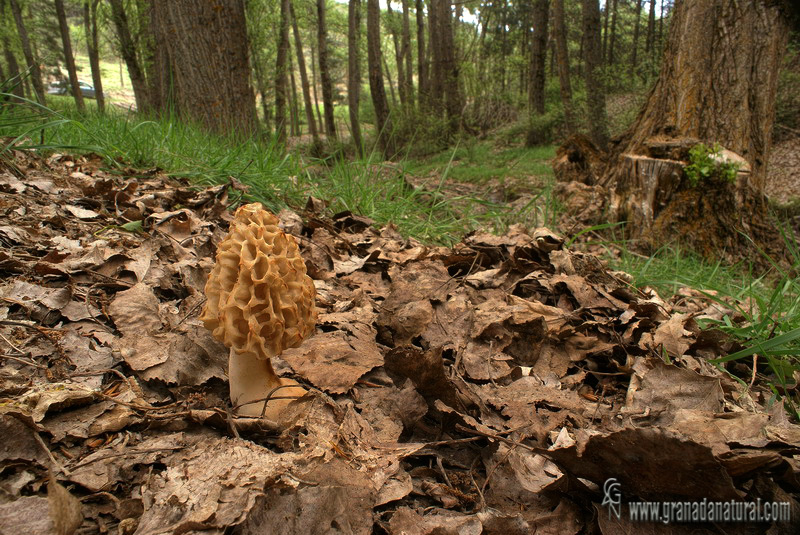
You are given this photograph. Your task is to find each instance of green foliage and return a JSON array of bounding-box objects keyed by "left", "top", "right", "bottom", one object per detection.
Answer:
[
  {"left": 612, "top": 236, "right": 800, "bottom": 419},
  {"left": 684, "top": 142, "right": 739, "bottom": 187}
]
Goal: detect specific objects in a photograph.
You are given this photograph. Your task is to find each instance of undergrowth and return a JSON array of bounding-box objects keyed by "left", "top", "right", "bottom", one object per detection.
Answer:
[
  {"left": 0, "top": 95, "right": 542, "bottom": 244},
  {"left": 613, "top": 240, "right": 800, "bottom": 418}
]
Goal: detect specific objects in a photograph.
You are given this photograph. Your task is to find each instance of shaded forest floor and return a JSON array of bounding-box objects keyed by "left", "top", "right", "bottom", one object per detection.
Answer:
[{"left": 1, "top": 140, "right": 799, "bottom": 534}]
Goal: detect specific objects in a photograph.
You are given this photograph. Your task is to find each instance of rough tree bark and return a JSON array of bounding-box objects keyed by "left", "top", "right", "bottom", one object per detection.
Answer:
[
  {"left": 151, "top": 0, "right": 256, "bottom": 136},
  {"left": 83, "top": 0, "right": 105, "bottom": 113},
  {"left": 109, "top": 0, "right": 149, "bottom": 113},
  {"left": 581, "top": 0, "right": 610, "bottom": 150},
  {"left": 317, "top": 0, "right": 336, "bottom": 137},
  {"left": 9, "top": 0, "right": 45, "bottom": 105},
  {"left": 553, "top": 0, "right": 575, "bottom": 134},
  {"left": 290, "top": 1, "right": 319, "bottom": 144},
  {"left": 563, "top": 0, "right": 791, "bottom": 260},
  {"left": 367, "top": 0, "right": 393, "bottom": 155},
  {"left": 275, "top": 0, "right": 290, "bottom": 143},
  {"left": 528, "top": 0, "right": 549, "bottom": 115},
  {"left": 55, "top": 0, "right": 85, "bottom": 112},
  {"left": 348, "top": 0, "right": 363, "bottom": 156}
]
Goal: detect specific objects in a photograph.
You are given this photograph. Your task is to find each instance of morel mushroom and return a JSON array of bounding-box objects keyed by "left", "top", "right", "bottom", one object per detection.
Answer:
[{"left": 201, "top": 203, "right": 316, "bottom": 418}]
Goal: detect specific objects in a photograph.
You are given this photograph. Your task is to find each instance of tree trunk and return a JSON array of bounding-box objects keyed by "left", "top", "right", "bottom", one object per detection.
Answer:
[
  {"left": 309, "top": 42, "right": 323, "bottom": 134},
  {"left": 151, "top": 0, "right": 257, "bottom": 136},
  {"left": 645, "top": 0, "right": 656, "bottom": 75},
  {"left": 84, "top": 0, "right": 105, "bottom": 113},
  {"left": 109, "top": 0, "right": 149, "bottom": 113},
  {"left": 553, "top": 0, "right": 575, "bottom": 134},
  {"left": 288, "top": 46, "right": 300, "bottom": 137},
  {"left": 629, "top": 0, "right": 643, "bottom": 78},
  {"left": 429, "top": 0, "right": 460, "bottom": 129},
  {"left": 55, "top": 0, "right": 86, "bottom": 112},
  {"left": 9, "top": 0, "right": 45, "bottom": 105},
  {"left": 252, "top": 56, "right": 271, "bottom": 134},
  {"left": 348, "top": 0, "right": 363, "bottom": 156},
  {"left": 599, "top": 0, "right": 789, "bottom": 255},
  {"left": 607, "top": 0, "right": 618, "bottom": 67},
  {"left": 383, "top": 55, "right": 398, "bottom": 107},
  {"left": 601, "top": 0, "right": 610, "bottom": 64},
  {"left": 290, "top": 1, "right": 319, "bottom": 144},
  {"left": 387, "top": 1, "right": 406, "bottom": 107},
  {"left": 367, "top": 0, "right": 393, "bottom": 155},
  {"left": 275, "top": 0, "right": 290, "bottom": 143},
  {"left": 528, "top": 0, "right": 549, "bottom": 115},
  {"left": 415, "top": 0, "right": 427, "bottom": 110},
  {"left": 317, "top": 0, "right": 336, "bottom": 137},
  {"left": 401, "top": 0, "right": 414, "bottom": 107},
  {"left": 0, "top": 0, "right": 24, "bottom": 100},
  {"left": 581, "top": 0, "right": 609, "bottom": 150}
]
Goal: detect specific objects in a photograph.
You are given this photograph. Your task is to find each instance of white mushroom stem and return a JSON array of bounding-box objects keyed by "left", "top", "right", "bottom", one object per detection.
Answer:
[{"left": 228, "top": 348, "right": 307, "bottom": 418}]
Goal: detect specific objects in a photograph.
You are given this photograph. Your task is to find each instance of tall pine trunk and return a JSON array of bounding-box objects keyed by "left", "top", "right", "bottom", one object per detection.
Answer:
[
  {"left": 528, "top": 0, "right": 549, "bottom": 115},
  {"left": 55, "top": 0, "right": 85, "bottom": 112},
  {"left": 84, "top": 0, "right": 105, "bottom": 113},
  {"left": 553, "top": 0, "right": 575, "bottom": 134},
  {"left": 290, "top": 1, "right": 319, "bottom": 144},
  {"left": 109, "top": 0, "right": 149, "bottom": 113},
  {"left": 581, "top": 0, "right": 609, "bottom": 149},
  {"left": 348, "top": 0, "right": 363, "bottom": 156},
  {"left": 317, "top": 0, "right": 336, "bottom": 137},
  {"left": 415, "top": 0, "right": 427, "bottom": 110},
  {"left": 367, "top": 0, "right": 393, "bottom": 155},
  {"left": 9, "top": 0, "right": 45, "bottom": 104},
  {"left": 629, "top": 0, "right": 643, "bottom": 78},
  {"left": 275, "top": 0, "right": 291, "bottom": 143},
  {"left": 401, "top": 0, "right": 414, "bottom": 107}
]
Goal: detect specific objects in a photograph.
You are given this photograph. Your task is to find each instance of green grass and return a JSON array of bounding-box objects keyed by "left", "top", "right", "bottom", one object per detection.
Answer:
[
  {"left": 403, "top": 140, "right": 555, "bottom": 186},
  {"left": 0, "top": 95, "right": 544, "bottom": 244},
  {"left": 611, "top": 241, "right": 800, "bottom": 417}
]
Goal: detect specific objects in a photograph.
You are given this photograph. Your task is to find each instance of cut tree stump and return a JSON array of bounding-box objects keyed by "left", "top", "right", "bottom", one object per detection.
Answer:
[{"left": 604, "top": 153, "right": 686, "bottom": 233}]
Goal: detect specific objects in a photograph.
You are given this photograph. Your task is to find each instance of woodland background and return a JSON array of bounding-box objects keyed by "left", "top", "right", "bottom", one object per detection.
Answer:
[{"left": 1, "top": 1, "right": 800, "bottom": 534}]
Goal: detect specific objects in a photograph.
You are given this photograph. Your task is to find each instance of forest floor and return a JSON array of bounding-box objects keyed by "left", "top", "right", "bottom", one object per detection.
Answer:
[{"left": 1, "top": 142, "right": 799, "bottom": 535}]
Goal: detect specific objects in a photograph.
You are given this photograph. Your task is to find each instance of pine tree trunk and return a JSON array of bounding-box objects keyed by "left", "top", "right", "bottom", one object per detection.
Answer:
[
  {"left": 290, "top": 1, "right": 319, "bottom": 144},
  {"left": 309, "top": 43, "right": 323, "bottom": 133},
  {"left": 387, "top": 2, "right": 406, "bottom": 107},
  {"left": 401, "top": 0, "right": 414, "bottom": 107},
  {"left": 288, "top": 47, "right": 300, "bottom": 137},
  {"left": 367, "top": 0, "right": 393, "bottom": 155},
  {"left": 348, "top": 0, "right": 363, "bottom": 156},
  {"left": 9, "top": 0, "right": 45, "bottom": 104},
  {"left": 553, "top": 0, "right": 575, "bottom": 134},
  {"left": 84, "top": 0, "right": 105, "bottom": 113},
  {"left": 607, "top": 0, "right": 618, "bottom": 67},
  {"left": 581, "top": 0, "right": 609, "bottom": 150},
  {"left": 528, "top": 0, "right": 549, "bottom": 115},
  {"left": 415, "top": 0, "right": 427, "bottom": 110},
  {"left": 55, "top": 0, "right": 86, "bottom": 112},
  {"left": 645, "top": 0, "right": 656, "bottom": 75},
  {"left": 0, "top": 1, "right": 23, "bottom": 100},
  {"left": 151, "top": 0, "right": 256, "bottom": 135},
  {"left": 109, "top": 0, "right": 149, "bottom": 113},
  {"left": 317, "top": 0, "right": 336, "bottom": 137},
  {"left": 630, "top": 0, "right": 643, "bottom": 78},
  {"left": 275, "top": 0, "right": 290, "bottom": 143}
]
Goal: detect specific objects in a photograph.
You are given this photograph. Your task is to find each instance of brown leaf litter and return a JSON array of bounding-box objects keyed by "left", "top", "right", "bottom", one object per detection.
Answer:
[{"left": 0, "top": 147, "right": 798, "bottom": 534}]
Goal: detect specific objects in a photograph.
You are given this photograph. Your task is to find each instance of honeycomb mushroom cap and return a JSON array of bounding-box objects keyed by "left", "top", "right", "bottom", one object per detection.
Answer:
[{"left": 201, "top": 203, "right": 317, "bottom": 361}]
